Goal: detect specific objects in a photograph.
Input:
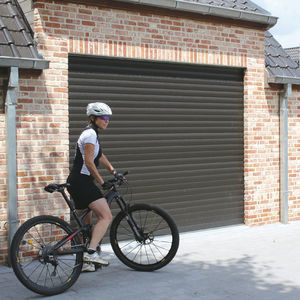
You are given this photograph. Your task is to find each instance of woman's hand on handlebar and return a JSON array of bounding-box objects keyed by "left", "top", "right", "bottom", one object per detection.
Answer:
[
  {"left": 102, "top": 171, "right": 128, "bottom": 190},
  {"left": 102, "top": 181, "right": 114, "bottom": 190}
]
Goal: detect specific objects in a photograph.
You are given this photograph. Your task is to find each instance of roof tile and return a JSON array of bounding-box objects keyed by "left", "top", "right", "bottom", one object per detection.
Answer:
[
  {"left": 285, "top": 47, "right": 300, "bottom": 64},
  {"left": 265, "top": 31, "right": 300, "bottom": 80},
  {"left": 0, "top": 3, "right": 11, "bottom": 17},
  {"left": 0, "top": 0, "right": 42, "bottom": 59},
  {"left": 0, "top": 43, "right": 12, "bottom": 56}
]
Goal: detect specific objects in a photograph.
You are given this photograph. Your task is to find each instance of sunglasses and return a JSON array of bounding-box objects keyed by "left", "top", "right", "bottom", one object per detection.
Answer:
[{"left": 99, "top": 115, "right": 111, "bottom": 121}]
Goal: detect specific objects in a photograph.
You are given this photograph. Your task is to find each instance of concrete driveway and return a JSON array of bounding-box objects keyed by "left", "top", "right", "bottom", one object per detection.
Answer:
[{"left": 1, "top": 221, "right": 300, "bottom": 299}]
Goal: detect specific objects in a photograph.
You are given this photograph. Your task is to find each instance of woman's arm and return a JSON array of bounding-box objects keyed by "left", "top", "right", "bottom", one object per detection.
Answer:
[
  {"left": 84, "top": 143, "right": 105, "bottom": 185},
  {"left": 99, "top": 153, "right": 116, "bottom": 175}
]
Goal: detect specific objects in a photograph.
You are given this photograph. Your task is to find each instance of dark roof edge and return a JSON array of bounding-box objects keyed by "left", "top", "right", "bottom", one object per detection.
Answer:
[
  {"left": 0, "top": 57, "right": 49, "bottom": 69},
  {"left": 268, "top": 75, "right": 300, "bottom": 85},
  {"left": 117, "top": 0, "right": 278, "bottom": 29}
]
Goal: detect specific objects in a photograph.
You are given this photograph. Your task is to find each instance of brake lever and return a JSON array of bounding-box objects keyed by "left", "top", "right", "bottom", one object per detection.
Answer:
[{"left": 114, "top": 171, "right": 129, "bottom": 186}]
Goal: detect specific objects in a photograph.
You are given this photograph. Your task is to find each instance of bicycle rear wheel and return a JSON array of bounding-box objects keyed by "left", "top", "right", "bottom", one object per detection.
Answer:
[
  {"left": 10, "top": 215, "right": 83, "bottom": 296},
  {"left": 110, "top": 203, "right": 179, "bottom": 271}
]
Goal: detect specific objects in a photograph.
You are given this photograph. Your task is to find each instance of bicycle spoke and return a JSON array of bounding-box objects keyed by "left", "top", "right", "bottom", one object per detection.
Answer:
[
  {"left": 34, "top": 225, "right": 47, "bottom": 248},
  {"left": 144, "top": 245, "right": 150, "bottom": 265},
  {"left": 24, "top": 229, "right": 44, "bottom": 249},
  {"left": 119, "top": 232, "right": 135, "bottom": 239},
  {"left": 20, "top": 259, "right": 38, "bottom": 270},
  {"left": 151, "top": 241, "right": 168, "bottom": 254},
  {"left": 156, "top": 239, "right": 172, "bottom": 244},
  {"left": 57, "top": 263, "right": 73, "bottom": 278},
  {"left": 119, "top": 239, "right": 136, "bottom": 250},
  {"left": 47, "top": 264, "right": 55, "bottom": 287},
  {"left": 124, "top": 243, "right": 142, "bottom": 257},
  {"left": 25, "top": 261, "right": 43, "bottom": 279},
  {"left": 148, "top": 243, "right": 159, "bottom": 263},
  {"left": 118, "top": 224, "right": 135, "bottom": 239},
  {"left": 132, "top": 244, "right": 143, "bottom": 262},
  {"left": 57, "top": 257, "right": 77, "bottom": 272},
  {"left": 139, "top": 246, "right": 143, "bottom": 264},
  {"left": 142, "top": 211, "right": 149, "bottom": 231},
  {"left": 146, "top": 213, "right": 157, "bottom": 233},
  {"left": 37, "top": 263, "right": 47, "bottom": 284},
  {"left": 55, "top": 266, "right": 64, "bottom": 285},
  {"left": 153, "top": 241, "right": 171, "bottom": 252},
  {"left": 150, "top": 218, "right": 166, "bottom": 233}
]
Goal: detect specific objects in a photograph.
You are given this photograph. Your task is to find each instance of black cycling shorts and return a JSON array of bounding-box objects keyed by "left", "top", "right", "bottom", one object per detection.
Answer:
[{"left": 67, "top": 173, "right": 103, "bottom": 209}]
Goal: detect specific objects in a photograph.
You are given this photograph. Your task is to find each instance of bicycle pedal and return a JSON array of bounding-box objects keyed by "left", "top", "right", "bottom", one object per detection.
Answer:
[
  {"left": 93, "top": 262, "right": 109, "bottom": 268},
  {"left": 94, "top": 263, "right": 103, "bottom": 269}
]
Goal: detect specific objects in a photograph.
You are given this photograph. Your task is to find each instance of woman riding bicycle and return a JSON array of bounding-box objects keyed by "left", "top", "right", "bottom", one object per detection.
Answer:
[
  {"left": 67, "top": 102, "right": 116, "bottom": 272},
  {"left": 11, "top": 106, "right": 179, "bottom": 294}
]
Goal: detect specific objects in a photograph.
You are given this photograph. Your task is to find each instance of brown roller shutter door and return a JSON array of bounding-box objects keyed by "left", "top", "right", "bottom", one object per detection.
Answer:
[{"left": 68, "top": 55, "right": 245, "bottom": 232}]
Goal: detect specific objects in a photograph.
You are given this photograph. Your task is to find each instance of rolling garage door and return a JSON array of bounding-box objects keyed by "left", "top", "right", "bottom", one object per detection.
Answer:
[{"left": 68, "top": 55, "right": 245, "bottom": 232}]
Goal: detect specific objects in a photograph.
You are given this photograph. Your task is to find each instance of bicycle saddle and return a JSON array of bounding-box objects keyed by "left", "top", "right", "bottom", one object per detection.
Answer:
[{"left": 44, "top": 183, "right": 69, "bottom": 193}]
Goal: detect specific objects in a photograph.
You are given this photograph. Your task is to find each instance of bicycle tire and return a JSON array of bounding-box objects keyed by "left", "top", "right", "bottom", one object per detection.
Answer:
[
  {"left": 110, "top": 203, "right": 179, "bottom": 271},
  {"left": 10, "top": 215, "right": 83, "bottom": 296}
]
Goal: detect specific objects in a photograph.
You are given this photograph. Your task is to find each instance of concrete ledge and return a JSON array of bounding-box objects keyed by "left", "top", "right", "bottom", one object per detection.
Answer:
[
  {"left": 240, "top": 11, "right": 270, "bottom": 23},
  {"left": 140, "top": 0, "right": 176, "bottom": 9},
  {"left": 176, "top": 1, "right": 210, "bottom": 14},
  {"left": 268, "top": 75, "right": 300, "bottom": 85},
  {"left": 209, "top": 6, "right": 241, "bottom": 18}
]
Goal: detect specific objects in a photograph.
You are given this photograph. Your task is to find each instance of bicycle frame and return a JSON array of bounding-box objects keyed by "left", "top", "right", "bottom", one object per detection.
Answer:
[{"left": 49, "top": 183, "right": 144, "bottom": 256}]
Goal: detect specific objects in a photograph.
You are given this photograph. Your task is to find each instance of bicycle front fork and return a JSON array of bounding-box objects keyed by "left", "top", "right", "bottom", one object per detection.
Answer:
[{"left": 125, "top": 214, "right": 145, "bottom": 243}]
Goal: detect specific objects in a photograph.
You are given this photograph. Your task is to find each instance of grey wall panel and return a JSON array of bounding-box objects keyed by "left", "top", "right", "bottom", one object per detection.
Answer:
[{"left": 68, "top": 55, "right": 244, "bottom": 231}]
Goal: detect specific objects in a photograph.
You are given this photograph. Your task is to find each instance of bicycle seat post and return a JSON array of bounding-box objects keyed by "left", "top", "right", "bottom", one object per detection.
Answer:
[{"left": 60, "top": 189, "right": 75, "bottom": 211}]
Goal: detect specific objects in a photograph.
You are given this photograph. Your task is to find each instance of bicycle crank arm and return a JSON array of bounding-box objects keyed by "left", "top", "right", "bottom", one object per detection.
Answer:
[{"left": 52, "top": 247, "right": 85, "bottom": 256}]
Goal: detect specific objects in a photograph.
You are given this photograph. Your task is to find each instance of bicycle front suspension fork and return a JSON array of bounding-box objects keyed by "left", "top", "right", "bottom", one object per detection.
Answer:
[{"left": 116, "top": 196, "right": 144, "bottom": 242}]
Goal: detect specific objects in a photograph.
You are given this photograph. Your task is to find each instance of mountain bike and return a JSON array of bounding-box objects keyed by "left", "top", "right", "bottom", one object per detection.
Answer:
[{"left": 9, "top": 172, "right": 179, "bottom": 296}]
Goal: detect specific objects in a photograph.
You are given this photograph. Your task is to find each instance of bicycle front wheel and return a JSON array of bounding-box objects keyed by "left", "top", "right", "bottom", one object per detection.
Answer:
[
  {"left": 110, "top": 203, "right": 179, "bottom": 271},
  {"left": 10, "top": 215, "right": 83, "bottom": 296}
]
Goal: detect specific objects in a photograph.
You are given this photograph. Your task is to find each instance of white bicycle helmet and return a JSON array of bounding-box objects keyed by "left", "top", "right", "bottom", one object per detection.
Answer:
[{"left": 86, "top": 102, "right": 112, "bottom": 117}]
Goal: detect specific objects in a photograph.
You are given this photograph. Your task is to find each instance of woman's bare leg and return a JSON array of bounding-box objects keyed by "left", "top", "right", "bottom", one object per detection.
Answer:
[{"left": 88, "top": 198, "right": 113, "bottom": 249}]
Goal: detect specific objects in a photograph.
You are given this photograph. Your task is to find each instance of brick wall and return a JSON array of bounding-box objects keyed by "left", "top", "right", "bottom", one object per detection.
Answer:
[
  {"left": 288, "top": 87, "right": 300, "bottom": 221},
  {"left": 16, "top": 68, "right": 69, "bottom": 218},
  {"left": 244, "top": 83, "right": 281, "bottom": 225},
  {"left": 0, "top": 0, "right": 298, "bottom": 264}
]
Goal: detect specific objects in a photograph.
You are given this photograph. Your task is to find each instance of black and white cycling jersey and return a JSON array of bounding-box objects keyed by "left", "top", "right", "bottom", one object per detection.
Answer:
[{"left": 71, "top": 126, "right": 102, "bottom": 175}]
